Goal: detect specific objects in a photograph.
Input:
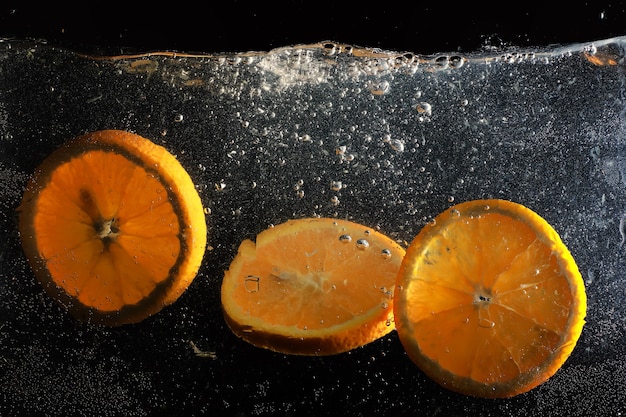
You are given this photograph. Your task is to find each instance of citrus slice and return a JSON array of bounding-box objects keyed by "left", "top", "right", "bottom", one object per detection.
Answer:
[
  {"left": 221, "top": 218, "right": 405, "bottom": 355},
  {"left": 18, "top": 130, "right": 207, "bottom": 326},
  {"left": 394, "top": 199, "right": 586, "bottom": 398}
]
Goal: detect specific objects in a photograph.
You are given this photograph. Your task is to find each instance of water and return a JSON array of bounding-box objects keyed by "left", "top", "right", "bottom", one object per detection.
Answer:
[{"left": 1, "top": 37, "right": 626, "bottom": 415}]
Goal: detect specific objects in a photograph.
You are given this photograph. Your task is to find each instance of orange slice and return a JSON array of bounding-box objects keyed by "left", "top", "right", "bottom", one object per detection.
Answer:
[
  {"left": 221, "top": 218, "right": 405, "bottom": 355},
  {"left": 394, "top": 199, "right": 586, "bottom": 398},
  {"left": 18, "top": 130, "right": 207, "bottom": 326}
]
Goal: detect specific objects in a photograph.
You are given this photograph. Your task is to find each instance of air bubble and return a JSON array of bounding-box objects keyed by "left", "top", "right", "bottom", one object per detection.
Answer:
[
  {"left": 381, "top": 249, "right": 392, "bottom": 259},
  {"left": 330, "top": 196, "right": 340, "bottom": 206},
  {"left": 434, "top": 56, "right": 449, "bottom": 68},
  {"left": 450, "top": 209, "right": 461, "bottom": 219},
  {"left": 585, "top": 44, "right": 597, "bottom": 55},
  {"left": 244, "top": 275, "right": 260, "bottom": 293},
  {"left": 356, "top": 239, "right": 370, "bottom": 250},
  {"left": 322, "top": 42, "right": 338, "bottom": 56},
  {"left": 339, "top": 234, "right": 352, "bottom": 243},
  {"left": 449, "top": 55, "right": 465, "bottom": 68},
  {"left": 387, "top": 138, "right": 405, "bottom": 152},
  {"left": 330, "top": 180, "right": 343, "bottom": 191},
  {"left": 479, "top": 318, "right": 495, "bottom": 328},
  {"left": 416, "top": 102, "right": 432, "bottom": 116},
  {"left": 367, "top": 80, "right": 390, "bottom": 95}
]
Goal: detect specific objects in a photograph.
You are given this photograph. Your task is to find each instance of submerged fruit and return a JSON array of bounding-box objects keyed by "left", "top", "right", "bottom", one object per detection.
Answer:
[
  {"left": 221, "top": 217, "right": 405, "bottom": 355},
  {"left": 18, "top": 130, "right": 207, "bottom": 326},
  {"left": 394, "top": 199, "right": 586, "bottom": 398}
]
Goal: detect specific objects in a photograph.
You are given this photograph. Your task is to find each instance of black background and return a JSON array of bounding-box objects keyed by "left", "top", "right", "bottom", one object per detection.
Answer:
[{"left": 0, "top": 2, "right": 625, "bottom": 55}]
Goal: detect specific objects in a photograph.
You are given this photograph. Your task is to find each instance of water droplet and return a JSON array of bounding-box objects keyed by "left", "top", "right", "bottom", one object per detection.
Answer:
[
  {"left": 174, "top": 114, "right": 184, "bottom": 123},
  {"left": 450, "top": 209, "right": 461, "bottom": 219},
  {"left": 339, "top": 234, "right": 352, "bottom": 243},
  {"left": 381, "top": 301, "right": 389, "bottom": 309},
  {"left": 428, "top": 218, "right": 437, "bottom": 226},
  {"left": 330, "top": 196, "right": 340, "bottom": 206},
  {"left": 356, "top": 239, "right": 370, "bottom": 250},
  {"left": 381, "top": 249, "right": 392, "bottom": 259},
  {"left": 447, "top": 196, "right": 455, "bottom": 203},
  {"left": 296, "top": 190, "right": 305, "bottom": 198}
]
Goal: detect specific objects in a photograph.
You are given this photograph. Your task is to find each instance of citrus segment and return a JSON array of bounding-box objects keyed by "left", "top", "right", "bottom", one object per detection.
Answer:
[
  {"left": 394, "top": 199, "right": 586, "bottom": 398},
  {"left": 221, "top": 218, "right": 405, "bottom": 355},
  {"left": 18, "top": 130, "right": 207, "bottom": 326}
]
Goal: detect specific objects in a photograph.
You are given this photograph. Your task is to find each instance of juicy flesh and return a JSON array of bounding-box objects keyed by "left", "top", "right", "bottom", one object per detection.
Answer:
[
  {"left": 34, "top": 150, "right": 181, "bottom": 311},
  {"left": 404, "top": 212, "right": 573, "bottom": 383},
  {"left": 229, "top": 222, "right": 399, "bottom": 332}
]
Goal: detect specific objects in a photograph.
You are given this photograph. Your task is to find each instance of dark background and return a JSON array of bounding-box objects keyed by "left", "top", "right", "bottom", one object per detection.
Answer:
[{"left": 0, "top": 2, "right": 625, "bottom": 55}]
